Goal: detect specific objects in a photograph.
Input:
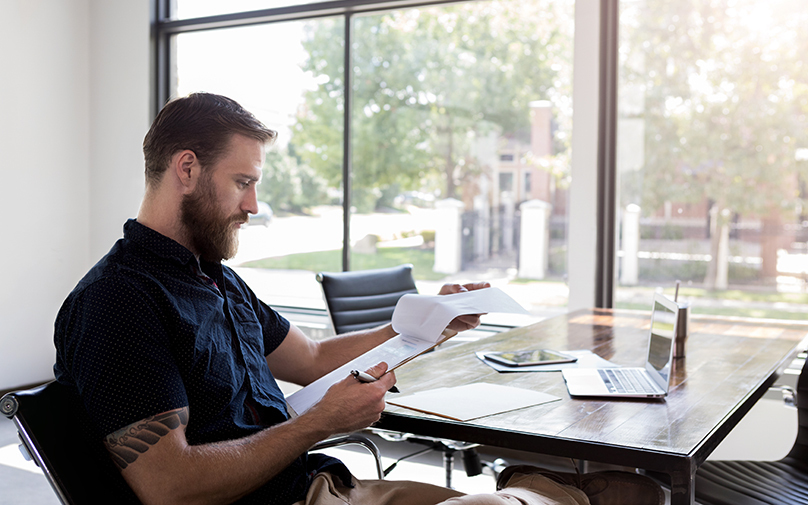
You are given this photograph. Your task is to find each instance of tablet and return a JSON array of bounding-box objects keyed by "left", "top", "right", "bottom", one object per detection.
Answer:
[{"left": 483, "top": 349, "right": 578, "bottom": 367}]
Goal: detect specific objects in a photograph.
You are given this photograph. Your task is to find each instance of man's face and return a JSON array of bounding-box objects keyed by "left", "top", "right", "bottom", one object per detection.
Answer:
[{"left": 180, "top": 134, "right": 265, "bottom": 262}]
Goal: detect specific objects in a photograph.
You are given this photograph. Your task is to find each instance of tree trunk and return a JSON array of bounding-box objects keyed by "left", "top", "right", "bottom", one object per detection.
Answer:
[
  {"left": 760, "top": 213, "right": 782, "bottom": 282},
  {"left": 704, "top": 205, "right": 719, "bottom": 290},
  {"left": 442, "top": 115, "right": 456, "bottom": 200}
]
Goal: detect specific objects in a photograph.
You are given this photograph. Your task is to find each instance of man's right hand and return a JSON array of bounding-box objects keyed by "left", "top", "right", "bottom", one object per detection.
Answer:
[{"left": 306, "top": 362, "right": 396, "bottom": 434}]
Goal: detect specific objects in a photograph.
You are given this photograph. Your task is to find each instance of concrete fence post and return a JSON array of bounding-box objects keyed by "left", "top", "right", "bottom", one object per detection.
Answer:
[
  {"left": 433, "top": 198, "right": 465, "bottom": 274},
  {"left": 620, "top": 204, "right": 641, "bottom": 286},
  {"left": 518, "top": 199, "right": 552, "bottom": 279}
]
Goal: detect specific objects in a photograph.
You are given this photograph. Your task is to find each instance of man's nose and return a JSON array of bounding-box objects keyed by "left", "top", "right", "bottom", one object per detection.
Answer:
[{"left": 243, "top": 187, "right": 259, "bottom": 215}]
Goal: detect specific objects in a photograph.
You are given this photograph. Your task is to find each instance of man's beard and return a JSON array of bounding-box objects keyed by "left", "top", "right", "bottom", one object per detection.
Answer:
[{"left": 180, "top": 176, "right": 248, "bottom": 262}]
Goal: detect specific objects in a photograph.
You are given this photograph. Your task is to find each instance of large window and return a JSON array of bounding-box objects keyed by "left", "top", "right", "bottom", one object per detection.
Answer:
[
  {"left": 159, "top": 0, "right": 808, "bottom": 323},
  {"left": 167, "top": 0, "right": 575, "bottom": 325},
  {"left": 617, "top": 0, "right": 808, "bottom": 319}
]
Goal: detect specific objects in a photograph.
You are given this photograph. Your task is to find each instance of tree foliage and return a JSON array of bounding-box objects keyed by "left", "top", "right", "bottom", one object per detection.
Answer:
[
  {"left": 291, "top": 0, "right": 573, "bottom": 212},
  {"left": 258, "top": 147, "right": 329, "bottom": 214},
  {"left": 620, "top": 0, "right": 808, "bottom": 217}
]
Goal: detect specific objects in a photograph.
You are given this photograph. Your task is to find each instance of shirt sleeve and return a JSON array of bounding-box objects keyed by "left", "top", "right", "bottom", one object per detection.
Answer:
[
  {"left": 257, "top": 297, "right": 291, "bottom": 356},
  {"left": 55, "top": 275, "right": 188, "bottom": 437},
  {"left": 223, "top": 267, "right": 290, "bottom": 356}
]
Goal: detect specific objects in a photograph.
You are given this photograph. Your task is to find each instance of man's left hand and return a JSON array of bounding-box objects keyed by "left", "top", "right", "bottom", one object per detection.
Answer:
[{"left": 438, "top": 281, "right": 491, "bottom": 334}]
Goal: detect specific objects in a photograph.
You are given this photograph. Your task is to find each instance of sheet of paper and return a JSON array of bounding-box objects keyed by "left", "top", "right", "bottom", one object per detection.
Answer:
[
  {"left": 392, "top": 287, "right": 529, "bottom": 342},
  {"left": 286, "top": 334, "right": 436, "bottom": 415},
  {"left": 387, "top": 383, "right": 559, "bottom": 421},
  {"left": 476, "top": 350, "right": 619, "bottom": 372}
]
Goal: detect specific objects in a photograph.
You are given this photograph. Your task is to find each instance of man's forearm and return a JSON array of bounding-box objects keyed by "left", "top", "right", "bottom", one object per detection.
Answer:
[
  {"left": 116, "top": 409, "right": 333, "bottom": 505},
  {"left": 310, "top": 322, "right": 398, "bottom": 380},
  {"left": 267, "top": 322, "right": 399, "bottom": 386}
]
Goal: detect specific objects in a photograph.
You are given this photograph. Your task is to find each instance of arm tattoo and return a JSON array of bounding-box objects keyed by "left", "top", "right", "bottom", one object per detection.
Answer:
[{"left": 104, "top": 408, "right": 189, "bottom": 470}]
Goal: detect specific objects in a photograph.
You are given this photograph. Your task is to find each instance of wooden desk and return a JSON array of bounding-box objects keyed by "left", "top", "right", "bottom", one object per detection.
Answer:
[{"left": 377, "top": 309, "right": 808, "bottom": 505}]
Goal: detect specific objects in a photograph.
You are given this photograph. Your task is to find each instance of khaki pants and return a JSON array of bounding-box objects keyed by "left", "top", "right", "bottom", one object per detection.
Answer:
[{"left": 293, "top": 471, "right": 590, "bottom": 505}]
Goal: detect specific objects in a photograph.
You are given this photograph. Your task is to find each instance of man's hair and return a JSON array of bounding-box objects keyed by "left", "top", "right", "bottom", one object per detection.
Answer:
[{"left": 143, "top": 93, "right": 277, "bottom": 186}]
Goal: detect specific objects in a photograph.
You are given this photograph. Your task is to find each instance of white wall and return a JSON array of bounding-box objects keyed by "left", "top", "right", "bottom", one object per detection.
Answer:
[
  {"left": 0, "top": 0, "right": 149, "bottom": 390},
  {"left": 88, "top": 1, "right": 150, "bottom": 259}
]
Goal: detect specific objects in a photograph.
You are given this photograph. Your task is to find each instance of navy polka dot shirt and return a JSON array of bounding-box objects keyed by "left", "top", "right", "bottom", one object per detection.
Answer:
[{"left": 54, "top": 219, "right": 348, "bottom": 504}]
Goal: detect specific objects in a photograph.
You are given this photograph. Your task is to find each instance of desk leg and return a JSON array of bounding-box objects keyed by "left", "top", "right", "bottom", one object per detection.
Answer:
[{"left": 668, "top": 464, "right": 696, "bottom": 505}]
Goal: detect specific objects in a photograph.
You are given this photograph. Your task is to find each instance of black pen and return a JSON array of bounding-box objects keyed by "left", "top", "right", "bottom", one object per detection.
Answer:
[{"left": 350, "top": 369, "right": 400, "bottom": 393}]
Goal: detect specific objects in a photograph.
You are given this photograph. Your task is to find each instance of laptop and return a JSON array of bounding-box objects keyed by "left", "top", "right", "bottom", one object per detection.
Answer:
[{"left": 562, "top": 293, "right": 678, "bottom": 399}]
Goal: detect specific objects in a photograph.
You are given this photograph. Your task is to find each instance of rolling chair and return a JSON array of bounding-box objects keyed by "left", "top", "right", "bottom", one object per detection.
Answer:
[
  {"left": 316, "top": 263, "right": 419, "bottom": 335},
  {"left": 1, "top": 380, "right": 383, "bottom": 505},
  {"left": 316, "top": 264, "right": 490, "bottom": 488},
  {"left": 694, "top": 354, "right": 808, "bottom": 505}
]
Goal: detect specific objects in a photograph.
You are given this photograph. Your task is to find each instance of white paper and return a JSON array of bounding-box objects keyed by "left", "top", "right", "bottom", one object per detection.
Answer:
[
  {"left": 392, "top": 288, "right": 529, "bottom": 342},
  {"left": 286, "top": 288, "right": 528, "bottom": 416},
  {"left": 286, "top": 334, "right": 437, "bottom": 416},
  {"left": 387, "top": 383, "right": 559, "bottom": 421},
  {"left": 476, "top": 349, "right": 620, "bottom": 372}
]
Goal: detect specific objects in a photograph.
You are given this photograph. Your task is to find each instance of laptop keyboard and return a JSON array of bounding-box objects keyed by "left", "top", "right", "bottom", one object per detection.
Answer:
[{"left": 598, "top": 368, "right": 659, "bottom": 394}]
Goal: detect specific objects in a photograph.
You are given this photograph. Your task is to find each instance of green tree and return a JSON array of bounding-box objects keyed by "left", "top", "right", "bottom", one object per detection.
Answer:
[
  {"left": 620, "top": 0, "right": 808, "bottom": 284},
  {"left": 259, "top": 147, "right": 329, "bottom": 215},
  {"left": 293, "top": 0, "right": 574, "bottom": 212}
]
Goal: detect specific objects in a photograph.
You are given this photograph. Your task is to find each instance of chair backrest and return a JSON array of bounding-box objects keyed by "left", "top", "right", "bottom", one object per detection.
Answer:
[
  {"left": 0, "top": 381, "right": 141, "bottom": 504},
  {"left": 316, "top": 264, "right": 418, "bottom": 334},
  {"left": 786, "top": 355, "right": 808, "bottom": 462}
]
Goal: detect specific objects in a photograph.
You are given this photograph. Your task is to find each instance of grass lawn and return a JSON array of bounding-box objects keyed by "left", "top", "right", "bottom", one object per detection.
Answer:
[
  {"left": 614, "top": 301, "right": 808, "bottom": 321},
  {"left": 239, "top": 247, "right": 448, "bottom": 280},
  {"left": 673, "top": 286, "right": 808, "bottom": 305},
  {"left": 616, "top": 286, "right": 808, "bottom": 321},
  {"left": 240, "top": 247, "right": 808, "bottom": 320}
]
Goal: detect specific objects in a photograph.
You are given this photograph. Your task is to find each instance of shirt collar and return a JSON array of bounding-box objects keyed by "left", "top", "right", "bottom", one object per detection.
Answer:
[{"left": 123, "top": 219, "right": 198, "bottom": 267}]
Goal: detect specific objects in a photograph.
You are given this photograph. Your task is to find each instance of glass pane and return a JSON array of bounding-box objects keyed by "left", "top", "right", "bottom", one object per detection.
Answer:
[
  {"left": 174, "top": 0, "right": 321, "bottom": 20},
  {"left": 346, "top": 1, "right": 575, "bottom": 325},
  {"left": 175, "top": 18, "right": 345, "bottom": 310},
  {"left": 617, "top": 0, "right": 808, "bottom": 319}
]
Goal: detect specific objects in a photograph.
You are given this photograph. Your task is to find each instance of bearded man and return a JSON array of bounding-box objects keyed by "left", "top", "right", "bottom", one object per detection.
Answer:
[{"left": 53, "top": 93, "right": 663, "bottom": 505}]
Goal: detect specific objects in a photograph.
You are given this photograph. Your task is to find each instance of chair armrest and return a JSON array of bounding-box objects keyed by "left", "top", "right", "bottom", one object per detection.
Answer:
[
  {"left": 311, "top": 433, "right": 384, "bottom": 479},
  {"left": 769, "top": 385, "right": 796, "bottom": 407}
]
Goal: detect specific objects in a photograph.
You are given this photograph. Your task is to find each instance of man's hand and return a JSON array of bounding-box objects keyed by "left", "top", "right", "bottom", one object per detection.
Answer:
[
  {"left": 306, "top": 362, "right": 396, "bottom": 434},
  {"left": 439, "top": 282, "right": 491, "bottom": 334}
]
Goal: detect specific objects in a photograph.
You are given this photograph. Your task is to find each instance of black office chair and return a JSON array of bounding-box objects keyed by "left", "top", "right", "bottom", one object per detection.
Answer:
[
  {"left": 1, "top": 381, "right": 384, "bottom": 505},
  {"left": 316, "top": 265, "right": 490, "bottom": 488},
  {"left": 1, "top": 380, "right": 141, "bottom": 504},
  {"left": 316, "top": 263, "right": 418, "bottom": 335},
  {"left": 694, "top": 355, "right": 808, "bottom": 505}
]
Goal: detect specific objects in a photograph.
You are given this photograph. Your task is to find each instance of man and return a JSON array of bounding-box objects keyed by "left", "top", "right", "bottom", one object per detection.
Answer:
[{"left": 54, "top": 93, "right": 663, "bottom": 505}]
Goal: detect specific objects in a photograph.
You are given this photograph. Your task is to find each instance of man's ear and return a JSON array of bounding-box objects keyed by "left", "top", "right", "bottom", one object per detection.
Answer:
[{"left": 172, "top": 150, "right": 201, "bottom": 193}]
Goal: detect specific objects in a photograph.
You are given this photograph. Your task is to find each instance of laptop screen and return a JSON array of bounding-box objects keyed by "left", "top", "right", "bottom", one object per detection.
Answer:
[{"left": 647, "top": 298, "right": 676, "bottom": 385}]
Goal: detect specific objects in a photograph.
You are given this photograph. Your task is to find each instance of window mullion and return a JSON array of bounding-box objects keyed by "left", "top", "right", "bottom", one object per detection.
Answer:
[{"left": 342, "top": 13, "right": 353, "bottom": 272}]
